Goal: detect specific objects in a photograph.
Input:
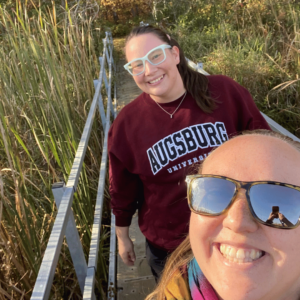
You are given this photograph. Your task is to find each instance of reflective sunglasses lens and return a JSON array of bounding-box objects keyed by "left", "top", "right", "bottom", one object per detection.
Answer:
[
  {"left": 128, "top": 60, "right": 144, "bottom": 75},
  {"left": 190, "top": 177, "right": 236, "bottom": 214},
  {"left": 148, "top": 48, "right": 165, "bottom": 65},
  {"left": 250, "top": 184, "right": 300, "bottom": 227}
]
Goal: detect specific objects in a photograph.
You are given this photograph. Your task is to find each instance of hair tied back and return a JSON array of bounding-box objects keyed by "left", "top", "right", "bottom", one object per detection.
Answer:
[{"left": 139, "top": 21, "right": 149, "bottom": 27}]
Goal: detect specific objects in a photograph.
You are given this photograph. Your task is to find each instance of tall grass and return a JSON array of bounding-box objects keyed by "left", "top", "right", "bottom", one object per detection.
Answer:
[
  {"left": 0, "top": 2, "right": 109, "bottom": 299},
  {"left": 160, "top": 0, "right": 300, "bottom": 137}
]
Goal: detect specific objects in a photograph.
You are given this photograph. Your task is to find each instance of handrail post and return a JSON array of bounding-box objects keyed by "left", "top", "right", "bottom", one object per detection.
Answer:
[
  {"left": 99, "top": 56, "right": 109, "bottom": 95},
  {"left": 106, "top": 38, "right": 115, "bottom": 118},
  {"left": 31, "top": 187, "right": 75, "bottom": 300},
  {"left": 107, "top": 213, "right": 117, "bottom": 300},
  {"left": 52, "top": 182, "right": 88, "bottom": 294},
  {"left": 93, "top": 75, "right": 106, "bottom": 129}
]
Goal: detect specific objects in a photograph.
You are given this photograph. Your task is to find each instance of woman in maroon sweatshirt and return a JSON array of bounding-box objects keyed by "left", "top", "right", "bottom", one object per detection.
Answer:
[{"left": 108, "top": 25, "right": 270, "bottom": 281}]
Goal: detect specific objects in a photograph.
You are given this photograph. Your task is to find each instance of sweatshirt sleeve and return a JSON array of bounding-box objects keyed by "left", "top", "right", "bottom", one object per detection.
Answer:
[{"left": 108, "top": 121, "right": 140, "bottom": 227}]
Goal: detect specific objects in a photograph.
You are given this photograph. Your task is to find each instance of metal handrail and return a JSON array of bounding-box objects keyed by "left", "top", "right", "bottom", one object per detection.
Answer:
[{"left": 31, "top": 31, "right": 117, "bottom": 300}]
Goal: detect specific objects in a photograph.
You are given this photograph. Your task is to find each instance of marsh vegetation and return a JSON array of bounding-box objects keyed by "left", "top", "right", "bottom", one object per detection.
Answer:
[
  {"left": 0, "top": 2, "right": 109, "bottom": 299},
  {"left": 0, "top": 0, "right": 299, "bottom": 298}
]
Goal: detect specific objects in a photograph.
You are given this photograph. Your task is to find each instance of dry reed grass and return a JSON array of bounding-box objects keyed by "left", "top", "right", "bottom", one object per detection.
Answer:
[{"left": 0, "top": 2, "right": 110, "bottom": 298}]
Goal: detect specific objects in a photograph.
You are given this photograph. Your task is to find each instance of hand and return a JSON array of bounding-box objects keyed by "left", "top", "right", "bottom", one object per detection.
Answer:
[
  {"left": 277, "top": 212, "right": 293, "bottom": 227},
  {"left": 118, "top": 236, "right": 136, "bottom": 266},
  {"left": 267, "top": 212, "right": 277, "bottom": 222},
  {"left": 278, "top": 212, "right": 285, "bottom": 221}
]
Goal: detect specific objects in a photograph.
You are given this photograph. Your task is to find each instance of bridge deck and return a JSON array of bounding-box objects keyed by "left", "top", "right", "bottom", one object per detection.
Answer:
[
  {"left": 116, "top": 58, "right": 141, "bottom": 109},
  {"left": 116, "top": 54, "right": 156, "bottom": 299}
]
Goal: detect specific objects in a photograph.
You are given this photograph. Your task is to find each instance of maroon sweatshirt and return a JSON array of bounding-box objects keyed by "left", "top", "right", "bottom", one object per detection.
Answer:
[{"left": 108, "top": 75, "right": 270, "bottom": 251}]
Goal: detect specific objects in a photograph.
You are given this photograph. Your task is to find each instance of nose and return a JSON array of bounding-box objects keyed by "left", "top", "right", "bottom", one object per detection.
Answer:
[
  {"left": 144, "top": 60, "right": 157, "bottom": 76},
  {"left": 222, "top": 189, "right": 259, "bottom": 233}
]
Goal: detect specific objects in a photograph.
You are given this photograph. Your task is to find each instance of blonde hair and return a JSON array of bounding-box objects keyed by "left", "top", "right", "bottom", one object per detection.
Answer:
[
  {"left": 145, "top": 236, "right": 193, "bottom": 300},
  {"left": 145, "top": 129, "right": 300, "bottom": 300}
]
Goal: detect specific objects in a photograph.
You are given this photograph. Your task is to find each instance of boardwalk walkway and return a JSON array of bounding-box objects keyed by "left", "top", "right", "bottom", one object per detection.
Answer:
[
  {"left": 115, "top": 53, "right": 156, "bottom": 299},
  {"left": 116, "top": 58, "right": 141, "bottom": 109}
]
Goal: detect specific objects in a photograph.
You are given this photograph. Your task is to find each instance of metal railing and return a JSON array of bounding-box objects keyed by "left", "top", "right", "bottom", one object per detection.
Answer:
[{"left": 31, "top": 31, "right": 117, "bottom": 300}]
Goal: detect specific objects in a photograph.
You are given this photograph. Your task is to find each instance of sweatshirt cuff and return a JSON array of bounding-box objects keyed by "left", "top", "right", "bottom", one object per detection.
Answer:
[{"left": 115, "top": 215, "right": 132, "bottom": 227}]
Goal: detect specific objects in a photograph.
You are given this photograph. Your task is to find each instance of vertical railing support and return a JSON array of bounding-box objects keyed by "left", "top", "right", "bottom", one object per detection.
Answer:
[
  {"left": 31, "top": 187, "right": 75, "bottom": 300},
  {"left": 99, "top": 57, "right": 109, "bottom": 95},
  {"left": 107, "top": 213, "right": 116, "bottom": 300},
  {"left": 93, "top": 78, "right": 106, "bottom": 129},
  {"left": 114, "top": 82, "right": 117, "bottom": 118},
  {"left": 103, "top": 36, "right": 115, "bottom": 119},
  {"left": 51, "top": 182, "right": 88, "bottom": 295}
]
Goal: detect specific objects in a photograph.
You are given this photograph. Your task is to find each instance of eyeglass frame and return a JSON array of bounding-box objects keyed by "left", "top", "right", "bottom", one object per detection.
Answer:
[
  {"left": 186, "top": 174, "right": 300, "bottom": 230},
  {"left": 123, "top": 44, "right": 172, "bottom": 76}
]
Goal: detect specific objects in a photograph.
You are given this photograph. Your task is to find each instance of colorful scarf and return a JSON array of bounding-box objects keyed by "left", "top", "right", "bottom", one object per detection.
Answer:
[
  {"left": 188, "top": 258, "right": 219, "bottom": 300},
  {"left": 164, "top": 258, "right": 218, "bottom": 300}
]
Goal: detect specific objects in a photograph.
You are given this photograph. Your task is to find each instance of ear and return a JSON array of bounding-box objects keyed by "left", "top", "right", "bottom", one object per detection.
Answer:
[{"left": 171, "top": 46, "right": 180, "bottom": 65}]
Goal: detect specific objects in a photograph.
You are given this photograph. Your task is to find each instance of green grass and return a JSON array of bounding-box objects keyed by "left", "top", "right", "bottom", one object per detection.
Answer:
[{"left": 0, "top": 2, "right": 110, "bottom": 299}]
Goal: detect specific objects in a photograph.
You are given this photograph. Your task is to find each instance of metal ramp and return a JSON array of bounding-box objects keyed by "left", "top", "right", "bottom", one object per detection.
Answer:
[{"left": 29, "top": 32, "right": 300, "bottom": 300}]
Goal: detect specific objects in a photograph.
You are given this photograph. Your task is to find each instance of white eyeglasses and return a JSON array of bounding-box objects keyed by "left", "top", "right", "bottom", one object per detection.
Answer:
[{"left": 124, "top": 44, "right": 172, "bottom": 76}]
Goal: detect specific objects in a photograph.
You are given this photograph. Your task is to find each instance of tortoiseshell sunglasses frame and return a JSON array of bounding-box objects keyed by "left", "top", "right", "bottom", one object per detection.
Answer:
[{"left": 186, "top": 174, "right": 300, "bottom": 229}]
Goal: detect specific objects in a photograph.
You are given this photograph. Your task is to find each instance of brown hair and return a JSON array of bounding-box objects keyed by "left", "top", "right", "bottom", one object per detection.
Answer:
[
  {"left": 145, "top": 129, "right": 300, "bottom": 300},
  {"left": 125, "top": 25, "right": 216, "bottom": 113}
]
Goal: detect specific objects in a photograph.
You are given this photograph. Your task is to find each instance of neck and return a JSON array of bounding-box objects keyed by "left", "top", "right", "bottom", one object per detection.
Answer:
[
  {"left": 151, "top": 78, "right": 186, "bottom": 104},
  {"left": 151, "top": 89, "right": 186, "bottom": 104}
]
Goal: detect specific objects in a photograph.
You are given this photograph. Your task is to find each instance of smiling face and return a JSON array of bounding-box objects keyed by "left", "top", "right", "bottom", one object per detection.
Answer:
[
  {"left": 125, "top": 33, "right": 185, "bottom": 103},
  {"left": 190, "top": 135, "right": 300, "bottom": 300}
]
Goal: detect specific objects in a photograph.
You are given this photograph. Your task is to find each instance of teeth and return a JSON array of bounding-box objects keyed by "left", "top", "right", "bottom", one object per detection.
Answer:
[
  {"left": 225, "top": 247, "right": 231, "bottom": 255},
  {"left": 220, "top": 244, "right": 224, "bottom": 254},
  {"left": 229, "top": 248, "right": 237, "bottom": 258},
  {"left": 236, "top": 249, "right": 245, "bottom": 259},
  {"left": 250, "top": 249, "right": 256, "bottom": 260},
  {"left": 256, "top": 251, "right": 261, "bottom": 259},
  {"left": 220, "top": 244, "right": 263, "bottom": 263},
  {"left": 149, "top": 75, "right": 163, "bottom": 83}
]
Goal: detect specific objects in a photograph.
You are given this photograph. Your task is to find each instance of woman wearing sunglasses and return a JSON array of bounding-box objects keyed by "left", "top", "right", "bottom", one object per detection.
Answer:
[
  {"left": 146, "top": 130, "right": 300, "bottom": 300},
  {"left": 108, "top": 25, "right": 270, "bottom": 280}
]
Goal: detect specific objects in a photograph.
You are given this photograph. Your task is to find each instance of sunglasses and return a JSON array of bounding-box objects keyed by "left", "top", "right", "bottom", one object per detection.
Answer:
[
  {"left": 124, "top": 44, "right": 172, "bottom": 76},
  {"left": 186, "top": 175, "right": 300, "bottom": 229}
]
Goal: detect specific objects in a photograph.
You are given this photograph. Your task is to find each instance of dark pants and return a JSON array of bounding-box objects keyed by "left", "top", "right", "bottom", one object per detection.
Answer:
[{"left": 145, "top": 240, "right": 169, "bottom": 283}]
